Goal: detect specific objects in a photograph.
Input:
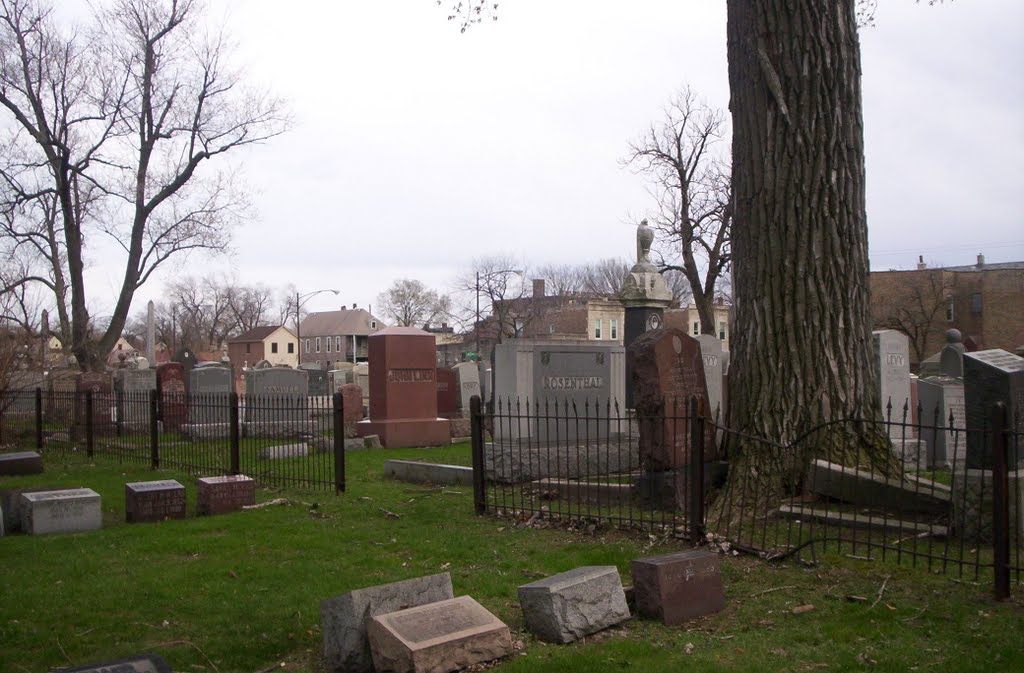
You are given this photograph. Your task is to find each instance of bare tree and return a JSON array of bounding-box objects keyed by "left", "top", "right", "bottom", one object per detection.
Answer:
[
  {"left": 872, "top": 270, "right": 956, "bottom": 366},
  {"left": 225, "top": 283, "right": 275, "bottom": 333},
  {"left": 624, "top": 86, "right": 731, "bottom": 336},
  {"left": 534, "top": 263, "right": 587, "bottom": 297},
  {"left": 454, "top": 255, "right": 529, "bottom": 343},
  {"left": 377, "top": 279, "right": 451, "bottom": 327},
  {"left": 0, "top": 0, "right": 287, "bottom": 371}
]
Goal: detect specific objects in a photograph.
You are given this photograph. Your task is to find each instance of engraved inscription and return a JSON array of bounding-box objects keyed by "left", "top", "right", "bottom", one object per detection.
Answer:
[
  {"left": 387, "top": 369, "right": 434, "bottom": 383},
  {"left": 885, "top": 353, "right": 906, "bottom": 367},
  {"left": 702, "top": 355, "right": 718, "bottom": 367},
  {"left": 389, "top": 605, "right": 488, "bottom": 643},
  {"left": 542, "top": 376, "right": 604, "bottom": 391}
]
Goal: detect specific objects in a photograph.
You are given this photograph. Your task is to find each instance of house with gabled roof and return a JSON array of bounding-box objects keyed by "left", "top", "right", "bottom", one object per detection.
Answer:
[
  {"left": 298, "top": 307, "right": 385, "bottom": 368},
  {"left": 226, "top": 325, "right": 297, "bottom": 370}
]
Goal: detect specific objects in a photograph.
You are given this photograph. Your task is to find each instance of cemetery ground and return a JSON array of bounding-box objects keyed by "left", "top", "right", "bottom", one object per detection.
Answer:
[{"left": 1, "top": 448, "right": 1022, "bottom": 673}]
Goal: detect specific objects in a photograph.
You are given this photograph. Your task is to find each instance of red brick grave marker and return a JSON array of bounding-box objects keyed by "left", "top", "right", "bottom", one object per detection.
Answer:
[
  {"left": 631, "top": 549, "right": 724, "bottom": 625},
  {"left": 125, "top": 480, "right": 186, "bottom": 523},
  {"left": 197, "top": 475, "right": 255, "bottom": 515}
]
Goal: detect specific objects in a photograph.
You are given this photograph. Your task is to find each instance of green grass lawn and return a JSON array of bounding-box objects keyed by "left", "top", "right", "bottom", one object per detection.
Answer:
[{"left": 1, "top": 447, "right": 1022, "bottom": 673}]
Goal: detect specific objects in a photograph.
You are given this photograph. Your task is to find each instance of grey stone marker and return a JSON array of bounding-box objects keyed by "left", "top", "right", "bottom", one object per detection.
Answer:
[
  {"left": 963, "top": 349, "right": 1024, "bottom": 469},
  {"left": 939, "top": 328, "right": 965, "bottom": 378},
  {"left": 244, "top": 366, "right": 309, "bottom": 436},
  {"left": 452, "top": 361, "right": 481, "bottom": 416},
  {"left": 696, "top": 334, "right": 728, "bottom": 421},
  {"left": 917, "top": 376, "right": 966, "bottom": 469},
  {"left": 49, "top": 654, "right": 172, "bottom": 673},
  {"left": 321, "top": 572, "right": 454, "bottom": 673},
  {"left": 517, "top": 566, "right": 630, "bottom": 644},
  {"left": 115, "top": 368, "right": 157, "bottom": 430},
  {"left": 0, "top": 451, "right": 44, "bottom": 476},
  {"left": 188, "top": 364, "right": 233, "bottom": 428},
  {"left": 259, "top": 443, "right": 309, "bottom": 460},
  {"left": 20, "top": 488, "right": 101, "bottom": 535},
  {"left": 492, "top": 340, "right": 625, "bottom": 443},
  {"left": 873, "top": 330, "right": 912, "bottom": 435},
  {"left": 145, "top": 299, "right": 157, "bottom": 363}
]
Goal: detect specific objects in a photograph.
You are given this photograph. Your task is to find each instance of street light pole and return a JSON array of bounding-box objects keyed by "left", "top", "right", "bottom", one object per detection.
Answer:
[{"left": 295, "top": 288, "right": 339, "bottom": 366}]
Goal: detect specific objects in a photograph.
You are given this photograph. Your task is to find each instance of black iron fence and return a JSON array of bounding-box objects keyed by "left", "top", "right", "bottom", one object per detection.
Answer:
[
  {"left": 470, "top": 395, "right": 1022, "bottom": 598},
  {"left": 0, "top": 388, "right": 346, "bottom": 492}
]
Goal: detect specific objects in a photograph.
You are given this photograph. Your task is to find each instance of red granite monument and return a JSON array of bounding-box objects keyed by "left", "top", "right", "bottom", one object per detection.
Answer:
[
  {"left": 356, "top": 327, "right": 449, "bottom": 448},
  {"left": 156, "top": 362, "right": 187, "bottom": 432},
  {"left": 436, "top": 366, "right": 458, "bottom": 418}
]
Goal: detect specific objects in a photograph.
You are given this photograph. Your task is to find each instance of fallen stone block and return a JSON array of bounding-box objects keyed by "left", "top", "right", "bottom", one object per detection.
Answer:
[
  {"left": 259, "top": 443, "right": 309, "bottom": 460},
  {"left": 518, "top": 566, "right": 630, "bottom": 643},
  {"left": 0, "top": 450, "right": 43, "bottom": 476},
  {"left": 808, "top": 459, "right": 950, "bottom": 514},
  {"left": 384, "top": 460, "right": 474, "bottom": 487},
  {"left": 632, "top": 550, "right": 724, "bottom": 625}
]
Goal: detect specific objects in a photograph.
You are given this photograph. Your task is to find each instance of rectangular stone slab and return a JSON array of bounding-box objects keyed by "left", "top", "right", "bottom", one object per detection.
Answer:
[
  {"left": 517, "top": 565, "right": 630, "bottom": 643},
  {"left": 321, "top": 572, "right": 454, "bottom": 673},
  {"left": 631, "top": 550, "right": 724, "bottom": 625},
  {"left": 808, "top": 459, "right": 950, "bottom": 514},
  {"left": 367, "top": 595, "right": 512, "bottom": 673},
  {"left": 197, "top": 475, "right": 256, "bottom": 515},
  {"left": 20, "top": 488, "right": 101, "bottom": 535},
  {"left": 0, "top": 451, "right": 44, "bottom": 476},
  {"left": 125, "top": 480, "right": 186, "bottom": 523},
  {"left": 49, "top": 654, "right": 172, "bottom": 673}
]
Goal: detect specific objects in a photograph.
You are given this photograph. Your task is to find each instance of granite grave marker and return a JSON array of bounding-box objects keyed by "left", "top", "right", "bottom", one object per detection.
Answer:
[
  {"left": 964, "top": 349, "right": 1024, "bottom": 469},
  {"left": 125, "top": 480, "right": 186, "bottom": 523},
  {"left": 197, "top": 475, "right": 255, "bottom": 515},
  {"left": 20, "top": 488, "right": 101, "bottom": 535}
]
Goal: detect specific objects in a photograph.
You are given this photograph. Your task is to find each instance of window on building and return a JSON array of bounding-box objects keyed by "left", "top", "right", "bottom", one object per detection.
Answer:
[
  {"left": 271, "top": 342, "right": 278, "bottom": 354},
  {"left": 610, "top": 320, "right": 618, "bottom": 340},
  {"left": 304, "top": 338, "right": 310, "bottom": 353},
  {"left": 335, "top": 336, "right": 341, "bottom": 352},
  {"left": 970, "top": 293, "right": 982, "bottom": 315},
  {"left": 325, "top": 337, "right": 331, "bottom": 353},
  {"left": 719, "top": 322, "right": 727, "bottom": 340},
  {"left": 549, "top": 324, "right": 556, "bottom": 334},
  {"left": 287, "top": 343, "right": 294, "bottom": 354},
  {"left": 693, "top": 322, "right": 700, "bottom": 336},
  {"left": 371, "top": 320, "right": 377, "bottom": 329},
  {"left": 246, "top": 343, "right": 251, "bottom": 354},
  {"left": 315, "top": 337, "right": 321, "bottom": 353},
  {"left": 594, "top": 319, "right": 602, "bottom": 339},
  {"left": 946, "top": 297, "right": 955, "bottom": 322}
]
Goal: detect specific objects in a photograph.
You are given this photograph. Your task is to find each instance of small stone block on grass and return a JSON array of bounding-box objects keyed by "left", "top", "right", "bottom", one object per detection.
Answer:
[
  {"left": 321, "top": 572, "right": 454, "bottom": 673},
  {"left": 0, "top": 451, "right": 43, "bottom": 476},
  {"left": 197, "top": 475, "right": 255, "bottom": 515},
  {"left": 125, "top": 480, "right": 186, "bottom": 523},
  {"left": 20, "top": 488, "right": 101, "bottom": 535},
  {"left": 367, "top": 595, "right": 512, "bottom": 673},
  {"left": 517, "top": 565, "right": 630, "bottom": 643},
  {"left": 49, "top": 653, "right": 172, "bottom": 673},
  {"left": 631, "top": 550, "right": 724, "bottom": 625}
]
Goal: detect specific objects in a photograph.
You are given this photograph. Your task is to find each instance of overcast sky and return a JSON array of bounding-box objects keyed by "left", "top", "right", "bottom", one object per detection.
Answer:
[{"left": 77, "top": 0, "right": 1023, "bottom": 318}]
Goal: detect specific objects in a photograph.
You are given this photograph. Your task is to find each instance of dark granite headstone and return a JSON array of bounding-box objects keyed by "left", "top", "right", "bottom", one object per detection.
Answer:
[
  {"left": 197, "top": 475, "right": 255, "bottom": 515},
  {"left": 303, "top": 367, "right": 328, "bottom": 396},
  {"left": 125, "top": 480, "right": 186, "bottom": 523},
  {"left": 436, "top": 367, "right": 458, "bottom": 417},
  {"left": 244, "top": 367, "right": 309, "bottom": 427},
  {"left": 631, "top": 550, "right": 724, "bottom": 625},
  {"left": 75, "top": 372, "right": 114, "bottom": 436},
  {"left": 48, "top": 654, "right": 172, "bottom": 673},
  {"left": 917, "top": 376, "right": 966, "bottom": 469},
  {"left": 188, "top": 364, "right": 233, "bottom": 426},
  {"left": 963, "top": 349, "right": 1024, "bottom": 469},
  {"left": 156, "top": 362, "right": 187, "bottom": 431},
  {"left": 0, "top": 451, "right": 43, "bottom": 476},
  {"left": 115, "top": 368, "right": 156, "bottom": 431}
]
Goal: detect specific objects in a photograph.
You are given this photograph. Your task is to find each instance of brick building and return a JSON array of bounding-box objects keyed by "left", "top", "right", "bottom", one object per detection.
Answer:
[
  {"left": 870, "top": 255, "right": 1024, "bottom": 368},
  {"left": 297, "top": 307, "right": 384, "bottom": 368}
]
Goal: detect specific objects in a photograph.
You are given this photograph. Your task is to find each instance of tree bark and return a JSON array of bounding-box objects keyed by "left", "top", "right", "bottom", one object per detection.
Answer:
[{"left": 724, "top": 0, "right": 894, "bottom": 486}]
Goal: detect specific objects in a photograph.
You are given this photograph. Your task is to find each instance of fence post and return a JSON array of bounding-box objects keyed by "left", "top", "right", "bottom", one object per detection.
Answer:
[
  {"left": 689, "top": 396, "right": 706, "bottom": 543},
  {"left": 470, "top": 395, "right": 486, "bottom": 515},
  {"left": 229, "top": 392, "right": 240, "bottom": 475},
  {"left": 333, "top": 392, "right": 346, "bottom": 493},
  {"left": 85, "top": 390, "right": 94, "bottom": 457},
  {"left": 991, "top": 402, "right": 1010, "bottom": 601},
  {"left": 149, "top": 389, "right": 159, "bottom": 469},
  {"left": 35, "top": 387, "right": 43, "bottom": 449}
]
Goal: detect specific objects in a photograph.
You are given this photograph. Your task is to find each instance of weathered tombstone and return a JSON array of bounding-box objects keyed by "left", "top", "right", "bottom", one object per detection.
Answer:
[
  {"left": 341, "top": 383, "right": 364, "bottom": 437},
  {"left": 917, "top": 376, "right": 966, "bottom": 469},
  {"left": 963, "top": 349, "right": 1024, "bottom": 469},
  {"left": 187, "top": 363, "right": 233, "bottom": 432},
  {"left": 477, "top": 361, "right": 491, "bottom": 407},
  {"left": 517, "top": 566, "right": 630, "bottom": 643},
  {"left": 630, "top": 328, "right": 710, "bottom": 470},
  {"left": 940, "top": 328, "right": 966, "bottom": 378},
  {"left": 366, "top": 596, "right": 512, "bottom": 673},
  {"left": 244, "top": 367, "right": 309, "bottom": 437},
  {"left": 20, "top": 488, "right": 101, "bottom": 535},
  {"left": 115, "top": 368, "right": 157, "bottom": 432},
  {"left": 197, "top": 475, "right": 255, "bottom": 515},
  {"left": 320, "top": 572, "right": 454, "bottom": 673},
  {"left": 259, "top": 443, "right": 308, "bottom": 459},
  {"left": 356, "top": 327, "right": 449, "bottom": 448},
  {"left": 453, "top": 362, "right": 481, "bottom": 417},
  {"left": 330, "top": 363, "right": 356, "bottom": 392},
  {"left": 145, "top": 300, "right": 157, "bottom": 362},
  {"left": 354, "top": 363, "right": 370, "bottom": 407},
  {"left": 125, "top": 480, "right": 186, "bottom": 523},
  {"left": 873, "top": 330, "right": 913, "bottom": 434},
  {"left": 695, "top": 334, "right": 728, "bottom": 421},
  {"left": 48, "top": 654, "right": 172, "bottom": 673},
  {"left": 301, "top": 364, "right": 328, "bottom": 396},
  {"left": 75, "top": 372, "right": 114, "bottom": 437},
  {"left": 435, "top": 367, "right": 458, "bottom": 418},
  {"left": 492, "top": 340, "right": 625, "bottom": 443},
  {"left": 2, "top": 486, "right": 66, "bottom": 533},
  {"left": 631, "top": 550, "right": 725, "bottom": 625},
  {"left": 156, "top": 362, "right": 187, "bottom": 432},
  {"left": 0, "top": 451, "right": 43, "bottom": 476}
]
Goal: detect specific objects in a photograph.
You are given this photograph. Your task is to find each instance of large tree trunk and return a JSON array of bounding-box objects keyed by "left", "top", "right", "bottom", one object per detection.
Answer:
[{"left": 723, "top": 0, "right": 895, "bottom": 498}]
